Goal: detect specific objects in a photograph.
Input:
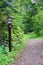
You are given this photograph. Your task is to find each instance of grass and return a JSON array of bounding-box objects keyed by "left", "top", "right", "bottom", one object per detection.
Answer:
[
  {"left": 24, "top": 32, "right": 43, "bottom": 41},
  {"left": 0, "top": 38, "right": 26, "bottom": 65},
  {"left": 24, "top": 32, "right": 38, "bottom": 40},
  {"left": 0, "top": 42, "right": 25, "bottom": 65}
]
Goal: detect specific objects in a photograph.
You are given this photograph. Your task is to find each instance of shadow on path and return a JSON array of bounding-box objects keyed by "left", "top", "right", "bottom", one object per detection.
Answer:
[{"left": 11, "top": 39, "right": 43, "bottom": 65}]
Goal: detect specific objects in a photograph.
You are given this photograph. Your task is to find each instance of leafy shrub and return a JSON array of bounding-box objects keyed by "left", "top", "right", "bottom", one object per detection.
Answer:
[
  {"left": 0, "top": 1, "right": 24, "bottom": 65},
  {"left": 12, "top": 25, "right": 24, "bottom": 50},
  {"left": 32, "top": 10, "right": 43, "bottom": 36},
  {"left": 39, "top": 29, "right": 43, "bottom": 36}
]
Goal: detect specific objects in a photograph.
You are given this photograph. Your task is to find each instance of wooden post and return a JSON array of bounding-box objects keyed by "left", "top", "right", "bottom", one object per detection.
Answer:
[
  {"left": 8, "top": 17, "right": 12, "bottom": 52},
  {"left": 8, "top": 24, "right": 12, "bottom": 52}
]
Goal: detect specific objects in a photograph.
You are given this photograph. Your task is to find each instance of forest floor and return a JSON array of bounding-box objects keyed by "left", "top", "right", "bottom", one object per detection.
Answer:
[{"left": 11, "top": 39, "right": 43, "bottom": 65}]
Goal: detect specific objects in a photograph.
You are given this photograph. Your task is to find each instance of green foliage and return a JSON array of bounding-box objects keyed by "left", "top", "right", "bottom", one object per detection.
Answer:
[
  {"left": 0, "top": 0, "right": 43, "bottom": 65},
  {"left": 0, "top": 0, "right": 24, "bottom": 45},
  {"left": 23, "top": 2, "right": 38, "bottom": 33},
  {"left": 39, "top": 29, "right": 43, "bottom": 36},
  {"left": 23, "top": 1, "right": 43, "bottom": 35},
  {"left": 0, "top": 0, "right": 24, "bottom": 65},
  {"left": 32, "top": 10, "right": 43, "bottom": 36},
  {"left": 0, "top": 42, "right": 25, "bottom": 65},
  {"left": 24, "top": 32, "right": 38, "bottom": 41},
  {"left": 23, "top": 16, "right": 33, "bottom": 33}
]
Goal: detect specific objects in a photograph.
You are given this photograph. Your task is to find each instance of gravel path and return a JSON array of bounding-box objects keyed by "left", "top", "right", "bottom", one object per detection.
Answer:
[{"left": 11, "top": 39, "right": 43, "bottom": 65}]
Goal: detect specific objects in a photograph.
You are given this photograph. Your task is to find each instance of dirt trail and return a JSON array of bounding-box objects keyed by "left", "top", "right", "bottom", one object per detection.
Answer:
[{"left": 11, "top": 39, "right": 43, "bottom": 65}]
